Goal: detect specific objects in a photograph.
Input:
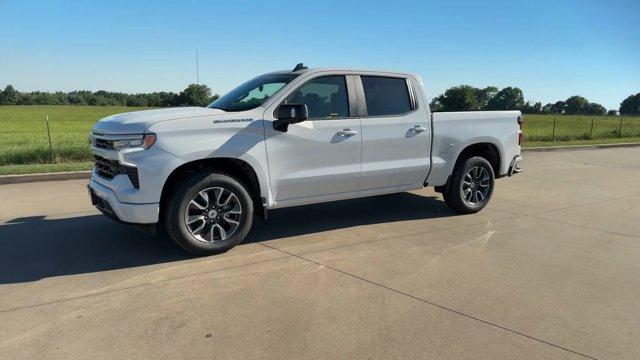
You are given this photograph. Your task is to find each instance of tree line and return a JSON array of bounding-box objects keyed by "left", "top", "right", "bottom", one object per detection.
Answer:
[
  {"left": 0, "top": 84, "right": 219, "bottom": 107},
  {"left": 429, "top": 85, "right": 640, "bottom": 116},
  {"left": 1, "top": 83, "right": 639, "bottom": 116}
]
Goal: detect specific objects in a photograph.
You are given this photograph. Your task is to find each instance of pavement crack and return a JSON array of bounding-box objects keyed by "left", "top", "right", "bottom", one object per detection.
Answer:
[
  {"left": 258, "top": 242, "right": 600, "bottom": 360},
  {"left": 528, "top": 194, "right": 637, "bottom": 217},
  {"left": 521, "top": 173, "right": 637, "bottom": 192},
  {"left": 529, "top": 215, "right": 640, "bottom": 239}
]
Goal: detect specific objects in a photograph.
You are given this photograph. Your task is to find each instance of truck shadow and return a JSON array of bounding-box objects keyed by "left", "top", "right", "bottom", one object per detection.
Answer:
[
  {"left": 0, "top": 215, "right": 187, "bottom": 284},
  {"left": 246, "top": 192, "right": 456, "bottom": 243},
  {"left": 0, "top": 192, "right": 456, "bottom": 284}
]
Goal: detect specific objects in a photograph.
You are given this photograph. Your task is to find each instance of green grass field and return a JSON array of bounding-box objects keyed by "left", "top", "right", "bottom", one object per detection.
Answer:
[
  {"left": 522, "top": 114, "right": 640, "bottom": 141},
  {"left": 0, "top": 162, "right": 94, "bottom": 175},
  {"left": 1, "top": 106, "right": 639, "bottom": 174},
  {"left": 0, "top": 105, "right": 150, "bottom": 166}
]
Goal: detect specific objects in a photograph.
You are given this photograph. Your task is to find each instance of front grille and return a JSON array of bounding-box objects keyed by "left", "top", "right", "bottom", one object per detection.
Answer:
[
  {"left": 93, "top": 155, "right": 140, "bottom": 188},
  {"left": 94, "top": 155, "right": 120, "bottom": 179}
]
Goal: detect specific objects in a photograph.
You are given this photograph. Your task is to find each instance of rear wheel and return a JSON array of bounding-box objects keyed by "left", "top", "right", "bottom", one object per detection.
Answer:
[
  {"left": 164, "top": 172, "right": 254, "bottom": 255},
  {"left": 443, "top": 156, "right": 495, "bottom": 214}
]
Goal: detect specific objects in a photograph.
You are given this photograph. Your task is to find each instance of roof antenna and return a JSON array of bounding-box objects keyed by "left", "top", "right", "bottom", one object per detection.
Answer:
[{"left": 293, "top": 63, "right": 308, "bottom": 72}]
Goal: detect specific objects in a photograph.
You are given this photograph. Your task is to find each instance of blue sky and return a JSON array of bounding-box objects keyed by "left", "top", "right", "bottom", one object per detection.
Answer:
[{"left": 1, "top": 0, "right": 638, "bottom": 110}]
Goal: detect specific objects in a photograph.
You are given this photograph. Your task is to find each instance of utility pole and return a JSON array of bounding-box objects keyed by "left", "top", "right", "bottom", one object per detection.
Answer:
[{"left": 195, "top": 48, "right": 200, "bottom": 84}]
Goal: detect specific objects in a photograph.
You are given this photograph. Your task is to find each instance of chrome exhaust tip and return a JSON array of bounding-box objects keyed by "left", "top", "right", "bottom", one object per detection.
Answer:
[{"left": 508, "top": 155, "right": 523, "bottom": 176}]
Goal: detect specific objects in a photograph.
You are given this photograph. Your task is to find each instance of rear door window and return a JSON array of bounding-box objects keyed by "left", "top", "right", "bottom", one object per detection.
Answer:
[{"left": 361, "top": 76, "right": 412, "bottom": 116}]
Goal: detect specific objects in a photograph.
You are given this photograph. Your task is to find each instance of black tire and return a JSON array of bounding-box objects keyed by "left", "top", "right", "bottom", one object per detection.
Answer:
[
  {"left": 443, "top": 156, "right": 495, "bottom": 214},
  {"left": 163, "top": 172, "right": 254, "bottom": 255}
]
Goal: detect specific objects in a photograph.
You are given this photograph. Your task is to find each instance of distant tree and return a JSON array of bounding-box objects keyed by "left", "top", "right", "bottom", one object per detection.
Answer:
[
  {"left": 0, "top": 85, "right": 216, "bottom": 107},
  {"left": 126, "top": 97, "right": 147, "bottom": 107},
  {"left": 541, "top": 103, "right": 553, "bottom": 114},
  {"left": 520, "top": 101, "right": 534, "bottom": 114},
  {"left": 16, "top": 91, "right": 34, "bottom": 105},
  {"left": 584, "top": 102, "right": 606, "bottom": 116},
  {"left": 607, "top": 109, "right": 618, "bottom": 116},
  {"left": 429, "top": 98, "right": 443, "bottom": 112},
  {"left": 0, "top": 85, "right": 18, "bottom": 105},
  {"left": 475, "top": 86, "right": 498, "bottom": 109},
  {"left": 564, "top": 95, "right": 590, "bottom": 115},
  {"left": 486, "top": 87, "right": 524, "bottom": 110},
  {"left": 521, "top": 101, "right": 543, "bottom": 114},
  {"left": 435, "top": 85, "right": 479, "bottom": 111},
  {"left": 532, "top": 101, "right": 542, "bottom": 113},
  {"left": 155, "top": 92, "right": 180, "bottom": 107},
  {"left": 549, "top": 101, "right": 566, "bottom": 114},
  {"left": 178, "top": 84, "right": 214, "bottom": 107},
  {"left": 619, "top": 93, "right": 640, "bottom": 115}
]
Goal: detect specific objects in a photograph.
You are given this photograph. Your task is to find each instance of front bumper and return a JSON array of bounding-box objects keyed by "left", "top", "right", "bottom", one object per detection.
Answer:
[{"left": 88, "top": 179, "right": 159, "bottom": 224}]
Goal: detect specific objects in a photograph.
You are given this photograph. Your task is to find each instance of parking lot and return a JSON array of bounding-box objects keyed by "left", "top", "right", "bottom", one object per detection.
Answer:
[{"left": 1, "top": 146, "right": 639, "bottom": 359}]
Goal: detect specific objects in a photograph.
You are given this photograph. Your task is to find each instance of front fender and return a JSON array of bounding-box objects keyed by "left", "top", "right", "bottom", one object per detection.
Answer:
[{"left": 148, "top": 117, "right": 272, "bottom": 204}]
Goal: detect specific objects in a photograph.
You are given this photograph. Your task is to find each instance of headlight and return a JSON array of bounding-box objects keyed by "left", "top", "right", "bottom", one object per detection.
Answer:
[
  {"left": 142, "top": 133, "right": 156, "bottom": 149},
  {"left": 112, "top": 133, "right": 156, "bottom": 150}
]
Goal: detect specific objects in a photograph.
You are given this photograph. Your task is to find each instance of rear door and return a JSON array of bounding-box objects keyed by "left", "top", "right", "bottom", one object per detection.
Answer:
[
  {"left": 264, "top": 74, "right": 362, "bottom": 202},
  {"left": 357, "top": 75, "right": 431, "bottom": 190}
]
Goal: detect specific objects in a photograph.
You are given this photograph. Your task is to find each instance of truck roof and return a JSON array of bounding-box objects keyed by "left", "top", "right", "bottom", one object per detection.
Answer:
[{"left": 265, "top": 67, "right": 419, "bottom": 79}]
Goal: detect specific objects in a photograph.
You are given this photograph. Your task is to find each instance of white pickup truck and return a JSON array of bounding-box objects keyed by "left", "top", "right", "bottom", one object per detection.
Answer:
[{"left": 89, "top": 64, "right": 523, "bottom": 255}]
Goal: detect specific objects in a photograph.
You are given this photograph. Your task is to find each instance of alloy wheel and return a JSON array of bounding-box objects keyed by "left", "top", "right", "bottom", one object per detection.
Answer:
[
  {"left": 184, "top": 187, "right": 243, "bottom": 243},
  {"left": 461, "top": 166, "right": 491, "bottom": 205}
]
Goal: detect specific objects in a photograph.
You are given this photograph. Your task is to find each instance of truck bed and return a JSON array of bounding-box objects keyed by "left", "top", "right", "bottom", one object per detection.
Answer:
[{"left": 427, "top": 111, "right": 522, "bottom": 186}]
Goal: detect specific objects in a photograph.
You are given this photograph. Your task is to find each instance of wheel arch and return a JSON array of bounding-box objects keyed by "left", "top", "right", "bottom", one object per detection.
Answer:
[
  {"left": 453, "top": 141, "right": 502, "bottom": 176},
  {"left": 160, "top": 157, "right": 265, "bottom": 219},
  {"left": 434, "top": 140, "right": 503, "bottom": 193}
]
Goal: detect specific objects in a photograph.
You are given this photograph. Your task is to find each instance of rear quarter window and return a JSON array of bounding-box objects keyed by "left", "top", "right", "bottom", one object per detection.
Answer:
[{"left": 361, "top": 76, "right": 412, "bottom": 116}]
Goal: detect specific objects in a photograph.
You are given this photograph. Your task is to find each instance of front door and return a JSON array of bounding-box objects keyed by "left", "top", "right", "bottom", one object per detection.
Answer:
[{"left": 264, "top": 75, "right": 361, "bottom": 203}]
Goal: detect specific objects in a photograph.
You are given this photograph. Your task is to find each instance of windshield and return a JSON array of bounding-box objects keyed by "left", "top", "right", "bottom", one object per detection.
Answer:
[{"left": 208, "top": 73, "right": 298, "bottom": 112}]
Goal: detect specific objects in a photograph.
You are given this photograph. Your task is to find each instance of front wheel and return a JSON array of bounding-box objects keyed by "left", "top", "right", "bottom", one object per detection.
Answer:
[
  {"left": 164, "top": 172, "right": 254, "bottom": 255},
  {"left": 443, "top": 156, "right": 495, "bottom": 214}
]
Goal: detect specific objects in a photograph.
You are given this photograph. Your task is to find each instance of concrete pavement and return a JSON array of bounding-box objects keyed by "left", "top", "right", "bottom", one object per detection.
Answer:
[{"left": 1, "top": 147, "right": 639, "bottom": 359}]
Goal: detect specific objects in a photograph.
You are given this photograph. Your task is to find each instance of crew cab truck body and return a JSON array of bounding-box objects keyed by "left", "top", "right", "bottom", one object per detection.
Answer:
[{"left": 89, "top": 65, "right": 523, "bottom": 255}]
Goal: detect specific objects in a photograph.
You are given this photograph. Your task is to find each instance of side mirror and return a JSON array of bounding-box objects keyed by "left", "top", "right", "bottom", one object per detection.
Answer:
[{"left": 273, "top": 104, "right": 308, "bottom": 132}]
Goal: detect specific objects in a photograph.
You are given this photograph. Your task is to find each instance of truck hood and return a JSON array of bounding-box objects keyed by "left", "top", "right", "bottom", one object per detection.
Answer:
[{"left": 92, "top": 107, "right": 227, "bottom": 134}]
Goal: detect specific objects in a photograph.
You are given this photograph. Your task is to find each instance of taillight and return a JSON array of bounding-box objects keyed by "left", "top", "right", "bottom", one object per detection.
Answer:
[{"left": 517, "top": 115, "right": 524, "bottom": 145}]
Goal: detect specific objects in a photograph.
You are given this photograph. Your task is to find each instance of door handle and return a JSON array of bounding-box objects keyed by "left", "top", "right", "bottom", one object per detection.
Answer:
[
  {"left": 338, "top": 129, "right": 358, "bottom": 136},
  {"left": 410, "top": 125, "right": 427, "bottom": 133}
]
